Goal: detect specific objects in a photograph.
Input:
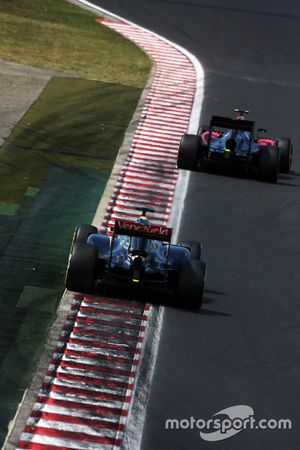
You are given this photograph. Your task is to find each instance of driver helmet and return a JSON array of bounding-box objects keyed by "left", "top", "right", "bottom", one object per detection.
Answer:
[
  {"left": 131, "top": 215, "right": 151, "bottom": 254},
  {"left": 137, "top": 215, "right": 150, "bottom": 226}
]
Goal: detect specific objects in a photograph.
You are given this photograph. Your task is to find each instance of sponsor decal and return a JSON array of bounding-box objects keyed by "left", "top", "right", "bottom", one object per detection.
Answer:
[{"left": 114, "top": 219, "right": 172, "bottom": 241}]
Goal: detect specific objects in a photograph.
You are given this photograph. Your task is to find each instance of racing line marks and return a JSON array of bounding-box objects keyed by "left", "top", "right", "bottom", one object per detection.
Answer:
[{"left": 17, "top": 16, "right": 196, "bottom": 450}]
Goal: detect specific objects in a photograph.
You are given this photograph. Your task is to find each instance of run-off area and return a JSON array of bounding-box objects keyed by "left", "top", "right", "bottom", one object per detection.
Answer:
[{"left": 0, "top": 75, "right": 143, "bottom": 446}]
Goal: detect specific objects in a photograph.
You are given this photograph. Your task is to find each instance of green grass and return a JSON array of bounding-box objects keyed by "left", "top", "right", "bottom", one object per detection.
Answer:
[
  {"left": 1, "top": 76, "right": 142, "bottom": 203},
  {"left": 0, "top": 76, "right": 145, "bottom": 445},
  {"left": 0, "top": 0, "right": 152, "bottom": 442},
  {"left": 0, "top": 0, "right": 152, "bottom": 87}
]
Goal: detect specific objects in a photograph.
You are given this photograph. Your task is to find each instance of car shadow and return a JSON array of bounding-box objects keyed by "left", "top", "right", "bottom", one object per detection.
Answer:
[
  {"left": 197, "top": 308, "right": 231, "bottom": 317},
  {"left": 276, "top": 171, "right": 299, "bottom": 186},
  {"left": 205, "top": 288, "right": 226, "bottom": 296},
  {"left": 197, "top": 166, "right": 298, "bottom": 186},
  {"left": 85, "top": 285, "right": 230, "bottom": 316},
  {"left": 276, "top": 181, "right": 298, "bottom": 187},
  {"left": 149, "top": 286, "right": 230, "bottom": 316}
]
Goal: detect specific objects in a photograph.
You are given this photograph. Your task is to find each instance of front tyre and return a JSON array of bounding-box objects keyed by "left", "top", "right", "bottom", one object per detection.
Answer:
[
  {"left": 277, "top": 137, "right": 293, "bottom": 173},
  {"left": 258, "top": 145, "right": 280, "bottom": 183},
  {"left": 177, "top": 134, "right": 199, "bottom": 170}
]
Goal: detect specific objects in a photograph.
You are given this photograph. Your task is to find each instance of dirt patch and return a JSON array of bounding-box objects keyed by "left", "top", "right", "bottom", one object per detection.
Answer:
[{"left": 0, "top": 59, "right": 70, "bottom": 146}]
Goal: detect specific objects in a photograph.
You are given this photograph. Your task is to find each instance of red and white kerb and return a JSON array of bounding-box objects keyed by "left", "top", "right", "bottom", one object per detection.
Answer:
[{"left": 17, "top": 18, "right": 196, "bottom": 450}]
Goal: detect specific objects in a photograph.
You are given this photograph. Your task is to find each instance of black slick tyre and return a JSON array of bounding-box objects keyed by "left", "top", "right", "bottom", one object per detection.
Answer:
[
  {"left": 175, "top": 260, "right": 205, "bottom": 310},
  {"left": 177, "top": 134, "right": 199, "bottom": 170},
  {"left": 65, "top": 243, "right": 97, "bottom": 293},
  {"left": 74, "top": 224, "right": 98, "bottom": 245},
  {"left": 258, "top": 145, "right": 280, "bottom": 182},
  {"left": 277, "top": 137, "right": 293, "bottom": 173},
  {"left": 179, "top": 240, "right": 201, "bottom": 259}
]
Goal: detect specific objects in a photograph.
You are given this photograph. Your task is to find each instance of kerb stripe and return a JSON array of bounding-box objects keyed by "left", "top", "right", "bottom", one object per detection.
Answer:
[{"left": 17, "top": 12, "right": 197, "bottom": 450}]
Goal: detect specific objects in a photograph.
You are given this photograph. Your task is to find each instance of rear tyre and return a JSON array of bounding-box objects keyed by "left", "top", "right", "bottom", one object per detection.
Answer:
[
  {"left": 179, "top": 240, "right": 201, "bottom": 259},
  {"left": 177, "top": 134, "right": 199, "bottom": 170},
  {"left": 277, "top": 137, "right": 293, "bottom": 173},
  {"left": 74, "top": 224, "right": 98, "bottom": 245},
  {"left": 175, "top": 260, "right": 206, "bottom": 310},
  {"left": 258, "top": 146, "right": 280, "bottom": 182},
  {"left": 197, "top": 126, "right": 208, "bottom": 136},
  {"left": 65, "top": 243, "right": 97, "bottom": 293}
]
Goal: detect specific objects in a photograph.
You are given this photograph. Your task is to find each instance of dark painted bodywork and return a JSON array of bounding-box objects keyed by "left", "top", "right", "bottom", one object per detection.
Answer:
[
  {"left": 88, "top": 233, "right": 190, "bottom": 273},
  {"left": 201, "top": 129, "right": 275, "bottom": 159},
  {"left": 87, "top": 231, "right": 190, "bottom": 294},
  {"left": 198, "top": 115, "right": 276, "bottom": 167}
]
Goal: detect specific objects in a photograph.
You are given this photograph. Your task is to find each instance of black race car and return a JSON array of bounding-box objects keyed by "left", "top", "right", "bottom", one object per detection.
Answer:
[
  {"left": 177, "top": 109, "right": 293, "bottom": 182},
  {"left": 65, "top": 208, "right": 206, "bottom": 309}
]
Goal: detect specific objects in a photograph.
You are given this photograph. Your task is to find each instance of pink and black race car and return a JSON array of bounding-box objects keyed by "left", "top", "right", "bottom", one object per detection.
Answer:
[{"left": 177, "top": 109, "right": 293, "bottom": 182}]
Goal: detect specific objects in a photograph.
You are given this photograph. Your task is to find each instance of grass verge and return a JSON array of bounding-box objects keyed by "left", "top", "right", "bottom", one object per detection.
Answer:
[
  {"left": 0, "top": 0, "right": 152, "bottom": 443},
  {"left": 0, "top": 76, "right": 145, "bottom": 445},
  {"left": 0, "top": 0, "right": 152, "bottom": 86}
]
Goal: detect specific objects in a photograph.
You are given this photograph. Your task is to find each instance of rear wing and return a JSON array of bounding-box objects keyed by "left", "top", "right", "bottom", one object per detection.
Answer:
[
  {"left": 210, "top": 115, "right": 255, "bottom": 133},
  {"left": 114, "top": 219, "right": 172, "bottom": 242}
]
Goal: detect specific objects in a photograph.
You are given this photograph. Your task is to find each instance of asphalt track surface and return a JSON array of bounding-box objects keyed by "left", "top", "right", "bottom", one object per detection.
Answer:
[{"left": 93, "top": 1, "right": 300, "bottom": 449}]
